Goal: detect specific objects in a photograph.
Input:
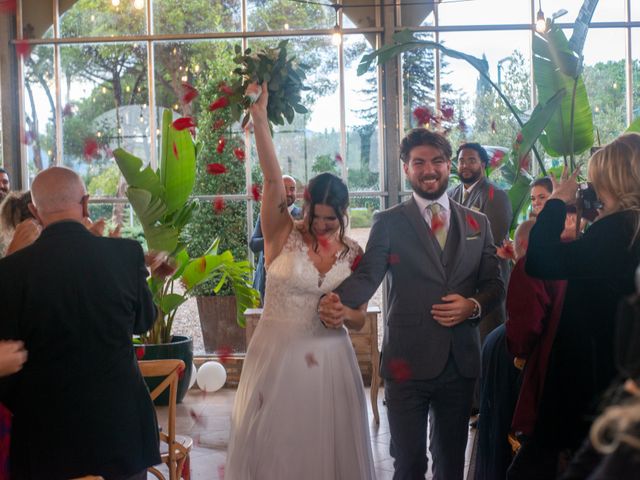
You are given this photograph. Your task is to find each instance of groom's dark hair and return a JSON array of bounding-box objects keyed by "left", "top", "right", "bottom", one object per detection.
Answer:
[{"left": 400, "top": 128, "right": 452, "bottom": 163}]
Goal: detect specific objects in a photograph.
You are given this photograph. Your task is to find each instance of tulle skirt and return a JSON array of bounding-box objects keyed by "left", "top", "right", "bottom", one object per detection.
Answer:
[{"left": 226, "top": 320, "right": 376, "bottom": 480}]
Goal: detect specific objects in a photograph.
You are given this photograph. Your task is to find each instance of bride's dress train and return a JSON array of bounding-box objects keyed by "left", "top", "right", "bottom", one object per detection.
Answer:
[{"left": 225, "top": 228, "right": 376, "bottom": 479}]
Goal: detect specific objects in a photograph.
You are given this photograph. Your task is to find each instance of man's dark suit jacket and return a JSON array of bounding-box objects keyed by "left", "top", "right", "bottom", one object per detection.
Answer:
[
  {"left": 250, "top": 205, "right": 302, "bottom": 302},
  {"left": 335, "top": 197, "right": 504, "bottom": 380},
  {"left": 0, "top": 221, "right": 161, "bottom": 479},
  {"left": 449, "top": 177, "right": 512, "bottom": 334}
]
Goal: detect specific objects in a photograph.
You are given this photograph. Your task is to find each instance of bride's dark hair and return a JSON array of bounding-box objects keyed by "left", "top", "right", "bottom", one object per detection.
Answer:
[{"left": 303, "top": 172, "right": 350, "bottom": 258}]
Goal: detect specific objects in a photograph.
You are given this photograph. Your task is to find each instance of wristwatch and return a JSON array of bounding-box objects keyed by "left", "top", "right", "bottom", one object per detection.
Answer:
[{"left": 468, "top": 298, "right": 481, "bottom": 319}]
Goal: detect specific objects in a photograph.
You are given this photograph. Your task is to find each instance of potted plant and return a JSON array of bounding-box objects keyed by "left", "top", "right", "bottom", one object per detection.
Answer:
[{"left": 114, "top": 109, "right": 259, "bottom": 402}]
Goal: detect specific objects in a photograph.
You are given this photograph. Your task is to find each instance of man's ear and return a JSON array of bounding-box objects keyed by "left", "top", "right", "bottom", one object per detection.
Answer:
[
  {"left": 81, "top": 194, "right": 90, "bottom": 218},
  {"left": 28, "top": 203, "right": 41, "bottom": 223}
]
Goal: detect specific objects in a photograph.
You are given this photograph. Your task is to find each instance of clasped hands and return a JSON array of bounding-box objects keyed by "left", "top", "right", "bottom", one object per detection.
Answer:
[
  {"left": 317, "top": 292, "right": 346, "bottom": 329},
  {"left": 431, "top": 294, "right": 475, "bottom": 327}
]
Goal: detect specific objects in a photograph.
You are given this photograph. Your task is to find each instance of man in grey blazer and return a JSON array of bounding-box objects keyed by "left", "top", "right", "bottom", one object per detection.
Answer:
[
  {"left": 319, "top": 129, "right": 503, "bottom": 480},
  {"left": 449, "top": 143, "right": 512, "bottom": 338}
]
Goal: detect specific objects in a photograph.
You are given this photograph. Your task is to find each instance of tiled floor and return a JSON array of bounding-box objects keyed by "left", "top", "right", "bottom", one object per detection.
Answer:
[{"left": 154, "top": 387, "right": 477, "bottom": 479}]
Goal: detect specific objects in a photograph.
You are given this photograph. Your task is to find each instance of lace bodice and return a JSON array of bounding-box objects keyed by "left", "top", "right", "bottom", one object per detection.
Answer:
[{"left": 261, "top": 227, "right": 362, "bottom": 334}]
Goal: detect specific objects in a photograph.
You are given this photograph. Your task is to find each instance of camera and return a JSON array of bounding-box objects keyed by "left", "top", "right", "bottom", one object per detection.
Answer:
[{"left": 577, "top": 182, "right": 603, "bottom": 221}]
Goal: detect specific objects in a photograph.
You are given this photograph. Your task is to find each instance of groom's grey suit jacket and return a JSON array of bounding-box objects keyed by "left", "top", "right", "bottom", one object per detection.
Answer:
[{"left": 335, "top": 196, "right": 504, "bottom": 380}]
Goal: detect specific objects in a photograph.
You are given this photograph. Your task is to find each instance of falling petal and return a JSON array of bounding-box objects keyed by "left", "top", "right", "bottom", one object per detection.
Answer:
[
  {"left": 303, "top": 187, "right": 311, "bottom": 202},
  {"left": 413, "top": 105, "right": 433, "bottom": 126},
  {"left": 216, "top": 136, "right": 226, "bottom": 154},
  {"left": 520, "top": 155, "right": 530, "bottom": 171},
  {"left": 351, "top": 254, "right": 362, "bottom": 271},
  {"left": 466, "top": 213, "right": 480, "bottom": 232},
  {"left": 172, "top": 116, "right": 196, "bottom": 131},
  {"left": 497, "top": 240, "right": 516, "bottom": 261},
  {"left": 0, "top": 0, "right": 17, "bottom": 14},
  {"left": 251, "top": 184, "right": 262, "bottom": 201},
  {"left": 212, "top": 119, "right": 226, "bottom": 130},
  {"left": 457, "top": 119, "right": 467, "bottom": 132},
  {"left": 233, "top": 147, "right": 245, "bottom": 161},
  {"left": 218, "top": 81, "right": 234, "bottom": 96},
  {"left": 15, "top": 39, "right": 31, "bottom": 58},
  {"left": 516, "top": 132, "right": 524, "bottom": 144},
  {"left": 172, "top": 142, "right": 179, "bottom": 159},
  {"left": 189, "top": 408, "right": 206, "bottom": 427},
  {"left": 489, "top": 150, "right": 505, "bottom": 168},
  {"left": 181, "top": 82, "right": 199, "bottom": 104},
  {"left": 135, "top": 345, "right": 145, "bottom": 360},
  {"left": 305, "top": 352, "right": 319, "bottom": 368},
  {"left": 335, "top": 153, "right": 343, "bottom": 164},
  {"left": 488, "top": 185, "right": 495, "bottom": 201},
  {"left": 206, "top": 162, "right": 227, "bottom": 175},
  {"left": 208, "top": 96, "right": 230, "bottom": 111},
  {"left": 217, "top": 345, "right": 233, "bottom": 364},
  {"left": 389, "top": 358, "right": 411, "bottom": 383},
  {"left": 440, "top": 105, "right": 455, "bottom": 121},
  {"left": 388, "top": 253, "right": 400, "bottom": 265},
  {"left": 213, "top": 196, "right": 225, "bottom": 214},
  {"left": 62, "top": 103, "right": 74, "bottom": 118},
  {"left": 178, "top": 364, "right": 186, "bottom": 380},
  {"left": 83, "top": 138, "right": 99, "bottom": 161}
]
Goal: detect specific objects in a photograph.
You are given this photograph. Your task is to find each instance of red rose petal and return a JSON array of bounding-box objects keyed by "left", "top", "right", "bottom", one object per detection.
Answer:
[
  {"left": 208, "top": 96, "right": 229, "bottom": 111},
  {"left": 335, "top": 153, "right": 343, "bottom": 164},
  {"left": 457, "top": 119, "right": 467, "bottom": 132},
  {"left": 413, "top": 105, "right": 433, "bottom": 126},
  {"left": 135, "top": 345, "right": 145, "bottom": 360},
  {"left": 177, "top": 364, "right": 186, "bottom": 380},
  {"left": 181, "top": 82, "right": 199, "bottom": 105},
  {"left": 520, "top": 155, "right": 530, "bottom": 171},
  {"left": 466, "top": 213, "right": 480, "bottom": 232},
  {"left": 15, "top": 39, "right": 31, "bottom": 58},
  {"left": 233, "top": 147, "right": 245, "bottom": 161},
  {"left": 351, "top": 254, "right": 362, "bottom": 271},
  {"left": 516, "top": 132, "right": 524, "bottom": 144},
  {"left": 305, "top": 352, "right": 319, "bottom": 368},
  {"left": 216, "top": 136, "right": 226, "bottom": 154},
  {"left": 172, "top": 116, "right": 196, "bottom": 131},
  {"left": 388, "top": 253, "right": 400, "bottom": 265},
  {"left": 251, "top": 184, "right": 262, "bottom": 201},
  {"left": 489, "top": 150, "right": 505, "bottom": 168},
  {"left": 488, "top": 185, "right": 495, "bottom": 201},
  {"left": 62, "top": 103, "right": 74, "bottom": 118},
  {"left": 212, "top": 119, "right": 225, "bottom": 130},
  {"left": 218, "top": 82, "right": 234, "bottom": 96},
  {"left": 83, "top": 137, "right": 99, "bottom": 161},
  {"left": 217, "top": 345, "right": 232, "bottom": 364},
  {"left": 213, "top": 196, "right": 225, "bottom": 214},
  {"left": 206, "top": 162, "right": 227, "bottom": 175},
  {"left": 440, "top": 105, "right": 455, "bottom": 121},
  {"left": 172, "top": 141, "right": 179, "bottom": 159},
  {"left": 389, "top": 358, "right": 411, "bottom": 383}
]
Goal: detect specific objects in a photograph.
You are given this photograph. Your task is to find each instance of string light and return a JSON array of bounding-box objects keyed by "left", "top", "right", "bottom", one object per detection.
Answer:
[
  {"left": 535, "top": 0, "right": 547, "bottom": 34},
  {"left": 111, "top": 0, "right": 120, "bottom": 7},
  {"left": 330, "top": 3, "right": 342, "bottom": 46},
  {"left": 133, "top": 0, "right": 144, "bottom": 10}
]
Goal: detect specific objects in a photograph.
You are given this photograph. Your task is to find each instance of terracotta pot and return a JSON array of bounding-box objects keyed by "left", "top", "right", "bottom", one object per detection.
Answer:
[{"left": 196, "top": 295, "right": 246, "bottom": 354}]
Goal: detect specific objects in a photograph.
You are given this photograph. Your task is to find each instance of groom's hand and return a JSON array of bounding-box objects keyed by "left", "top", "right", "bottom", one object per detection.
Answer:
[
  {"left": 431, "top": 294, "right": 475, "bottom": 327},
  {"left": 317, "top": 293, "right": 345, "bottom": 329}
]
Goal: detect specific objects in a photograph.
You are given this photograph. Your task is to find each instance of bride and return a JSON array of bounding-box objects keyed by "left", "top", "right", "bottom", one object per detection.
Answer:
[{"left": 225, "top": 83, "right": 376, "bottom": 480}]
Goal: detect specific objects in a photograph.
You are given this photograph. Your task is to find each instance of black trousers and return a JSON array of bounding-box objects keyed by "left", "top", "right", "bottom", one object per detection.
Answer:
[{"left": 385, "top": 356, "right": 475, "bottom": 480}]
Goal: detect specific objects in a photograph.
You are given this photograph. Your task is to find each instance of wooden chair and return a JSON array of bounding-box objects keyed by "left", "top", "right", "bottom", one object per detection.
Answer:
[{"left": 138, "top": 359, "right": 193, "bottom": 480}]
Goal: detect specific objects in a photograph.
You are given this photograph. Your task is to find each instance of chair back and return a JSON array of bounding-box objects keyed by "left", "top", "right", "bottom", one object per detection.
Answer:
[{"left": 138, "top": 359, "right": 185, "bottom": 471}]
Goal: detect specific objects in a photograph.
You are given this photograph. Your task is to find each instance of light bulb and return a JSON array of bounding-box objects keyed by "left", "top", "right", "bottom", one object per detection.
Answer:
[
  {"left": 284, "top": 23, "right": 290, "bottom": 30},
  {"left": 133, "top": 0, "right": 144, "bottom": 10},
  {"left": 535, "top": 10, "right": 546, "bottom": 34},
  {"left": 111, "top": 0, "right": 120, "bottom": 6},
  {"left": 331, "top": 30, "right": 342, "bottom": 46}
]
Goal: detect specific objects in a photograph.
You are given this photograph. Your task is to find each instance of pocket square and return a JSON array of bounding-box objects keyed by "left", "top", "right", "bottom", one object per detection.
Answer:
[{"left": 466, "top": 233, "right": 481, "bottom": 240}]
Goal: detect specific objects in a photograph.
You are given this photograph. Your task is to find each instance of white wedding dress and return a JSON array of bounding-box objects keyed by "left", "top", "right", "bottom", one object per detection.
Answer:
[{"left": 225, "top": 227, "right": 376, "bottom": 480}]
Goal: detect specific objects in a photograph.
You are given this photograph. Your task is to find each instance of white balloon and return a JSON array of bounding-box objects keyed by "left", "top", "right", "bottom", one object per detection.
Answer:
[
  {"left": 196, "top": 361, "right": 227, "bottom": 392},
  {"left": 188, "top": 362, "right": 197, "bottom": 389}
]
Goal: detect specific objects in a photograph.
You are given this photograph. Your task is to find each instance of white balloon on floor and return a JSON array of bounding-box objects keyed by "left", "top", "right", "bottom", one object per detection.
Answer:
[
  {"left": 189, "top": 362, "right": 197, "bottom": 389},
  {"left": 196, "top": 361, "right": 227, "bottom": 392}
]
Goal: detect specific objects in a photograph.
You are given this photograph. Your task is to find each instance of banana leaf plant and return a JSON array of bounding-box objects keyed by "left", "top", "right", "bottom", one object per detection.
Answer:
[
  {"left": 114, "top": 109, "right": 259, "bottom": 344},
  {"left": 356, "top": 0, "right": 599, "bottom": 233}
]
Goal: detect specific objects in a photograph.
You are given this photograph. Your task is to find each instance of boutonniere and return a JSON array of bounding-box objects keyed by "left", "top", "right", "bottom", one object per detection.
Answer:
[{"left": 351, "top": 254, "right": 363, "bottom": 271}]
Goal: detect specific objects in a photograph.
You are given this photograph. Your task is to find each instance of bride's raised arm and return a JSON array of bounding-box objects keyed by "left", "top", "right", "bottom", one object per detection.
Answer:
[{"left": 249, "top": 82, "right": 294, "bottom": 264}]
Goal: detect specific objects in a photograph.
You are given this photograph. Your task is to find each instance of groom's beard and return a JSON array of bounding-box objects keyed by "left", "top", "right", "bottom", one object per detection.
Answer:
[{"left": 410, "top": 175, "right": 450, "bottom": 201}]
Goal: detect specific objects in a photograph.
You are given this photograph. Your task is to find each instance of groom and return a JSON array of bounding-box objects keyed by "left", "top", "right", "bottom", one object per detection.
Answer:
[{"left": 319, "top": 128, "right": 503, "bottom": 479}]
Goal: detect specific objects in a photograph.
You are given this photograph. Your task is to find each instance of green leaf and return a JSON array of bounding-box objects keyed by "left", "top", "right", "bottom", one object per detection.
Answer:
[
  {"left": 161, "top": 110, "right": 196, "bottom": 215},
  {"left": 625, "top": 117, "right": 640, "bottom": 133},
  {"left": 159, "top": 293, "right": 187, "bottom": 314},
  {"left": 507, "top": 173, "right": 534, "bottom": 233},
  {"left": 515, "top": 89, "right": 566, "bottom": 163},
  {"left": 113, "top": 148, "right": 164, "bottom": 198}
]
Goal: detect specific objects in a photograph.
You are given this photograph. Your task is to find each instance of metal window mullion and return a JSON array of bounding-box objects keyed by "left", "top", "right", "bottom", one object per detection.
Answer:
[
  {"left": 338, "top": 4, "right": 347, "bottom": 182},
  {"left": 16, "top": 0, "right": 27, "bottom": 187},
  {"left": 146, "top": 0, "right": 157, "bottom": 170},
  {"left": 53, "top": 0, "right": 63, "bottom": 166},
  {"left": 242, "top": 0, "right": 254, "bottom": 265},
  {"left": 625, "top": 0, "right": 633, "bottom": 127},
  {"left": 434, "top": 1, "right": 441, "bottom": 111}
]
